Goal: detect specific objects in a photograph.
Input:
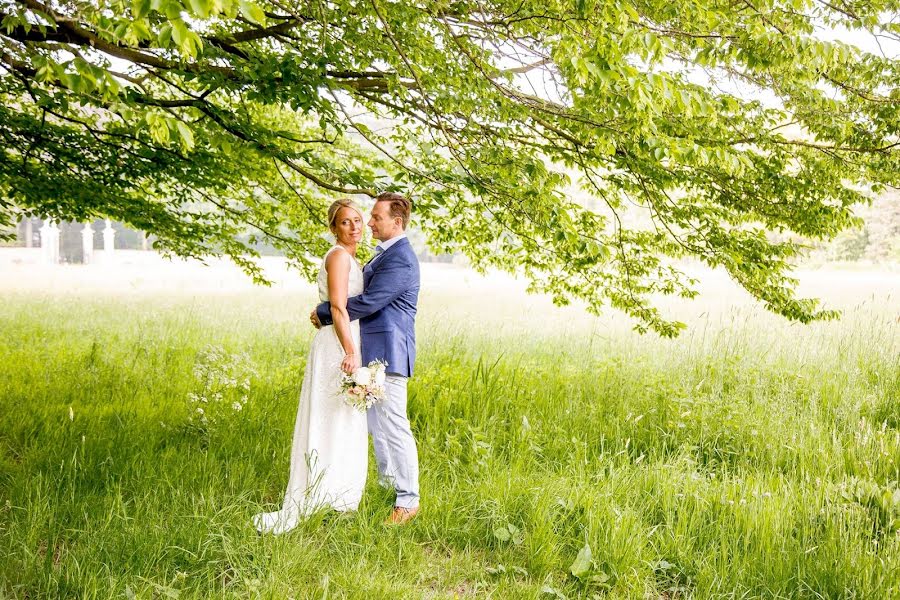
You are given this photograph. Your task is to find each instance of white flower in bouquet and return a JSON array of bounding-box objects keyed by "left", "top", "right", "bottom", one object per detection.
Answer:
[
  {"left": 340, "top": 360, "right": 389, "bottom": 411},
  {"left": 353, "top": 366, "right": 371, "bottom": 386}
]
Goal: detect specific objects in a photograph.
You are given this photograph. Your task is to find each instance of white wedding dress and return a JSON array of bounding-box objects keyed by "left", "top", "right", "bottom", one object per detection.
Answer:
[{"left": 253, "top": 247, "right": 368, "bottom": 534}]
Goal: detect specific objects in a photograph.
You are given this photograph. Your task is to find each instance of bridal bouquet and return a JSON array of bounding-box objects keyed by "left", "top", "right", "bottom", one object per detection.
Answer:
[{"left": 340, "top": 360, "right": 388, "bottom": 411}]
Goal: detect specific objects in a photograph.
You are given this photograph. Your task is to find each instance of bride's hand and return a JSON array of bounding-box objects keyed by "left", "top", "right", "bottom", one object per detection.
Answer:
[{"left": 341, "top": 353, "right": 360, "bottom": 374}]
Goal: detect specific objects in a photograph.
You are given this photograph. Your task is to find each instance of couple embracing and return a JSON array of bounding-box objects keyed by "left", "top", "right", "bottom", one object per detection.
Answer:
[{"left": 253, "top": 192, "right": 420, "bottom": 533}]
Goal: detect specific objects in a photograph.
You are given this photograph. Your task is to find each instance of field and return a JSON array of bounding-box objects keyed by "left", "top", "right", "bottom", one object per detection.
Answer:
[{"left": 0, "top": 259, "right": 898, "bottom": 599}]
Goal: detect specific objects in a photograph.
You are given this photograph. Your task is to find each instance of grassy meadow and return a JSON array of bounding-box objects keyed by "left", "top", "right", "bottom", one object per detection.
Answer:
[{"left": 0, "top": 265, "right": 898, "bottom": 599}]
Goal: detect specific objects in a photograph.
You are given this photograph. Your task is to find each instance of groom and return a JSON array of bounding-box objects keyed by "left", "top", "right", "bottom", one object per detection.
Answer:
[{"left": 311, "top": 192, "right": 421, "bottom": 525}]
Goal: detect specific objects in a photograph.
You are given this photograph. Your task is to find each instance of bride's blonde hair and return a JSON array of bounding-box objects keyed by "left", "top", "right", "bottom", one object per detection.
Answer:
[{"left": 327, "top": 198, "right": 364, "bottom": 233}]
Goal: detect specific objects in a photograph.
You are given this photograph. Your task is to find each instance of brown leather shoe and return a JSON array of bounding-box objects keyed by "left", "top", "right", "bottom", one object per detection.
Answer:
[{"left": 384, "top": 506, "right": 419, "bottom": 525}]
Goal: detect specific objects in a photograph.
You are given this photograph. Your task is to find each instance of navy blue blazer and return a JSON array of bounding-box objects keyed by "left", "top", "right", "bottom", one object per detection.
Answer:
[{"left": 316, "top": 237, "right": 420, "bottom": 377}]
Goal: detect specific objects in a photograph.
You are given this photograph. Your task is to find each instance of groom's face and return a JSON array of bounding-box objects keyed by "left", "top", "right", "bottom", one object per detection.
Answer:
[{"left": 368, "top": 200, "right": 402, "bottom": 242}]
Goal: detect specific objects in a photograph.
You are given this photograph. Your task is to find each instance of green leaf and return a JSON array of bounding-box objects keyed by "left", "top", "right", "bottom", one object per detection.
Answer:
[
  {"left": 157, "top": 23, "right": 173, "bottom": 47},
  {"left": 570, "top": 543, "right": 592, "bottom": 579},
  {"left": 493, "top": 527, "right": 511, "bottom": 542},
  {"left": 540, "top": 585, "right": 567, "bottom": 599},
  {"left": 131, "top": 19, "right": 152, "bottom": 40},
  {"left": 175, "top": 121, "right": 195, "bottom": 151},
  {"left": 164, "top": 1, "right": 182, "bottom": 19},
  {"left": 239, "top": 0, "right": 265, "bottom": 25},
  {"left": 654, "top": 559, "right": 675, "bottom": 571},
  {"left": 171, "top": 19, "right": 188, "bottom": 47},
  {"left": 507, "top": 523, "right": 524, "bottom": 545},
  {"left": 188, "top": 0, "right": 211, "bottom": 18},
  {"left": 132, "top": 0, "right": 151, "bottom": 18},
  {"left": 146, "top": 114, "right": 170, "bottom": 145}
]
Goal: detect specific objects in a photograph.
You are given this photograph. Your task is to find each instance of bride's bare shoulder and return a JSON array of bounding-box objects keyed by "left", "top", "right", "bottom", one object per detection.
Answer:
[{"left": 324, "top": 246, "right": 352, "bottom": 272}]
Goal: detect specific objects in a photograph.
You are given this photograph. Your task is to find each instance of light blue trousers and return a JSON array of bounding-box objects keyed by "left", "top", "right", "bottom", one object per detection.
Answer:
[{"left": 367, "top": 375, "right": 420, "bottom": 509}]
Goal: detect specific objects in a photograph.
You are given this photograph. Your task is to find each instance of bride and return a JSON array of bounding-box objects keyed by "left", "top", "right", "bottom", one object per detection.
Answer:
[{"left": 253, "top": 199, "right": 368, "bottom": 534}]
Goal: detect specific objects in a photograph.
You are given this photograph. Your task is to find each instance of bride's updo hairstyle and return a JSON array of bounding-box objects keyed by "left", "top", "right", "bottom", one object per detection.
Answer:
[{"left": 327, "top": 198, "right": 364, "bottom": 233}]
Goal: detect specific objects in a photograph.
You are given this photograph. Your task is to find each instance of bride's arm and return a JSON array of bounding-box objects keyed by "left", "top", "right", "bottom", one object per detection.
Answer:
[
  {"left": 325, "top": 250, "right": 360, "bottom": 374},
  {"left": 315, "top": 255, "right": 415, "bottom": 326}
]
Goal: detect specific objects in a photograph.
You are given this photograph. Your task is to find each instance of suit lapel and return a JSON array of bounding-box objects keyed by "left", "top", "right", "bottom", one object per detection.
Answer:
[
  {"left": 363, "top": 238, "right": 407, "bottom": 290},
  {"left": 364, "top": 237, "right": 408, "bottom": 273}
]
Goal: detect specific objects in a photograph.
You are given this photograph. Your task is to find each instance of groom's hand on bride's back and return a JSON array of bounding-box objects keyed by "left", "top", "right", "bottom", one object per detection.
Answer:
[{"left": 310, "top": 310, "right": 321, "bottom": 329}]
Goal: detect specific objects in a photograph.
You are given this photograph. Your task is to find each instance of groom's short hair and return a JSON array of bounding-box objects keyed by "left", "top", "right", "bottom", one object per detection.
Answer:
[{"left": 376, "top": 192, "right": 411, "bottom": 229}]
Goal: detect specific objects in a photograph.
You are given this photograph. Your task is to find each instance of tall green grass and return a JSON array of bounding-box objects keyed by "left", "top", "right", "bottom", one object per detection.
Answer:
[{"left": 0, "top": 285, "right": 898, "bottom": 599}]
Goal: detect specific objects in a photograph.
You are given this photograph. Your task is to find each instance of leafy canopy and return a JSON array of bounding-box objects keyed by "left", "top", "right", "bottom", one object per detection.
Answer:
[{"left": 1, "top": 0, "right": 898, "bottom": 334}]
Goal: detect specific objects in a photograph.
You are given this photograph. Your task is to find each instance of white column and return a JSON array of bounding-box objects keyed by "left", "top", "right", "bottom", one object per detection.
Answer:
[
  {"left": 40, "top": 219, "right": 60, "bottom": 265},
  {"left": 50, "top": 221, "right": 60, "bottom": 264},
  {"left": 103, "top": 219, "right": 116, "bottom": 258},
  {"left": 24, "top": 218, "right": 33, "bottom": 248},
  {"left": 81, "top": 223, "right": 94, "bottom": 264}
]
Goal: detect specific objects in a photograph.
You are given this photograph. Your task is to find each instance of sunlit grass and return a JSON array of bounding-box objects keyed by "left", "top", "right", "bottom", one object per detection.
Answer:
[{"left": 0, "top": 277, "right": 898, "bottom": 598}]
